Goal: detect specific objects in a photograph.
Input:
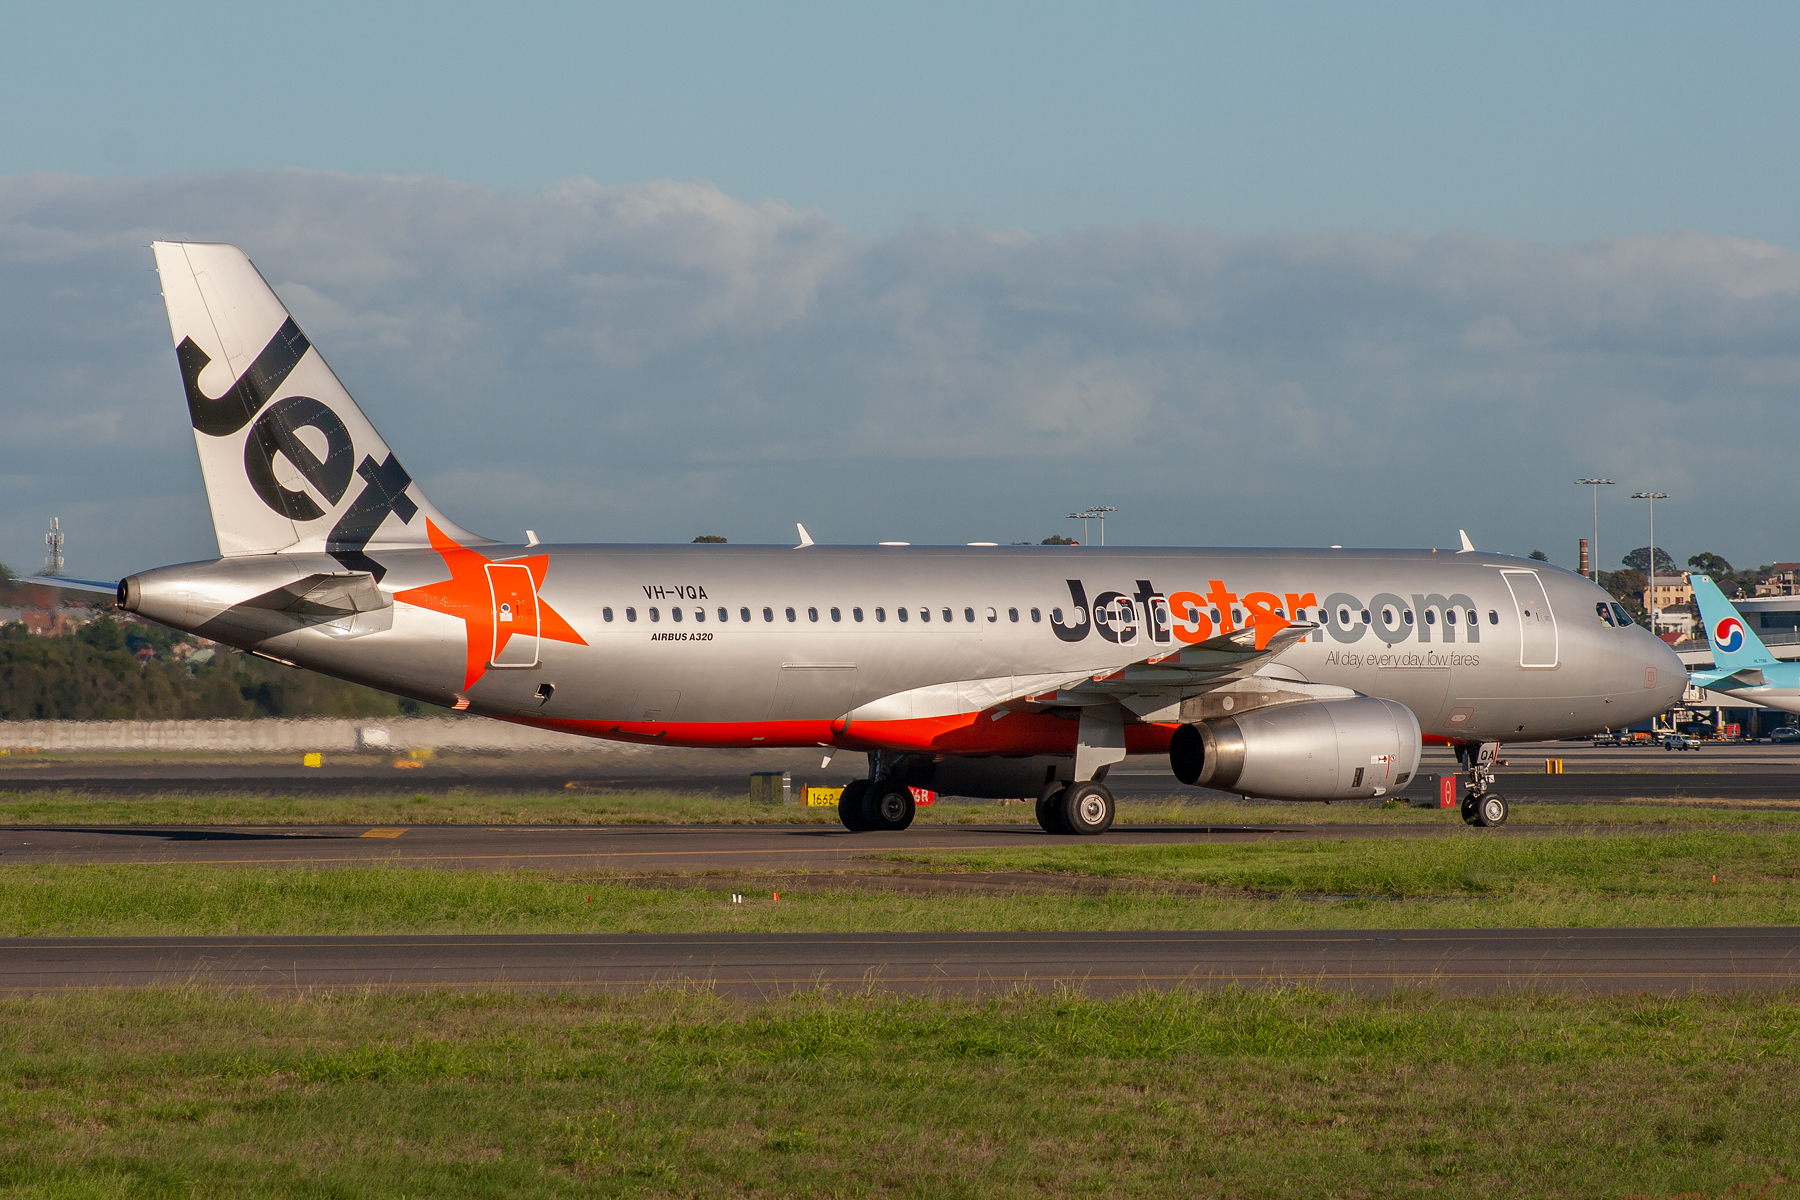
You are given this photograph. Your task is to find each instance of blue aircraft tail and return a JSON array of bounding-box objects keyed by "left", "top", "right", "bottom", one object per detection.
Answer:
[{"left": 1690, "top": 574, "right": 1777, "bottom": 674}]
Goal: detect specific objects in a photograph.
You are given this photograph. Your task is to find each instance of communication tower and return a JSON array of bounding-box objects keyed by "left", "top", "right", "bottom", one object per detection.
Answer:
[{"left": 41, "top": 517, "right": 64, "bottom": 577}]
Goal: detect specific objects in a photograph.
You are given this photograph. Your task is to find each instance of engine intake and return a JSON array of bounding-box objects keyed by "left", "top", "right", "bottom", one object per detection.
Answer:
[{"left": 1169, "top": 696, "right": 1421, "bottom": 801}]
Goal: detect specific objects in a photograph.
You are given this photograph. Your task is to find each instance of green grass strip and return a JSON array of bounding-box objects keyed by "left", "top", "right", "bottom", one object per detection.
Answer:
[
  {"left": 5, "top": 830, "right": 1800, "bottom": 934},
  {"left": 1, "top": 987, "right": 1796, "bottom": 1197}
]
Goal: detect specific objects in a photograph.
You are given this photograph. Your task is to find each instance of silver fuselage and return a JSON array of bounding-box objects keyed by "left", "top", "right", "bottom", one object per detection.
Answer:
[{"left": 125, "top": 543, "right": 1685, "bottom": 759}]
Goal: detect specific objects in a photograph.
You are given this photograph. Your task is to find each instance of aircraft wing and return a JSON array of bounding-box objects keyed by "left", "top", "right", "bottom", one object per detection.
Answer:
[{"left": 1008, "top": 621, "right": 1323, "bottom": 717}]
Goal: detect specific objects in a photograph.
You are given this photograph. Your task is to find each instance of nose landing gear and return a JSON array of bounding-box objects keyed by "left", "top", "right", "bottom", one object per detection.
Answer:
[{"left": 1457, "top": 741, "right": 1509, "bottom": 827}]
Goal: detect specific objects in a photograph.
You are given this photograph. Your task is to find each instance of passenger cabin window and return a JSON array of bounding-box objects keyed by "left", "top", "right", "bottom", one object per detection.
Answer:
[
  {"left": 1425, "top": 609, "right": 1435, "bottom": 625},
  {"left": 943, "top": 607, "right": 954, "bottom": 623},
  {"left": 807, "top": 607, "right": 819, "bottom": 622},
  {"left": 1361, "top": 610, "right": 1370, "bottom": 624},
  {"left": 626, "top": 607, "right": 637, "bottom": 622},
  {"left": 1488, "top": 610, "right": 1499, "bottom": 624},
  {"left": 1009, "top": 608, "right": 1019, "bottom": 622},
  {"left": 762, "top": 607, "right": 774, "bottom": 622},
  {"left": 875, "top": 607, "right": 886, "bottom": 622},
  {"left": 1030, "top": 608, "right": 1041, "bottom": 622},
  {"left": 831, "top": 607, "right": 842, "bottom": 622},
  {"left": 786, "top": 607, "right": 797, "bottom": 622},
  {"left": 671, "top": 607, "right": 682, "bottom": 622},
  {"left": 963, "top": 607, "right": 975, "bottom": 622},
  {"left": 1445, "top": 609, "right": 1457, "bottom": 625},
  {"left": 602, "top": 607, "right": 613, "bottom": 622},
  {"left": 719, "top": 607, "right": 729, "bottom": 622},
  {"left": 649, "top": 607, "right": 660, "bottom": 622},
  {"left": 1051, "top": 607, "right": 1063, "bottom": 624},
  {"left": 1339, "top": 608, "right": 1350, "bottom": 625},
  {"left": 987, "top": 607, "right": 998, "bottom": 623},
  {"left": 1466, "top": 608, "right": 1478, "bottom": 625},
  {"left": 739, "top": 607, "right": 750, "bottom": 622},
  {"left": 853, "top": 607, "right": 863, "bottom": 622},
  {"left": 898, "top": 607, "right": 909, "bottom": 622},
  {"left": 1403, "top": 609, "right": 1413, "bottom": 625},
  {"left": 693, "top": 608, "right": 703, "bottom": 622},
  {"left": 921, "top": 608, "right": 932, "bottom": 623}
]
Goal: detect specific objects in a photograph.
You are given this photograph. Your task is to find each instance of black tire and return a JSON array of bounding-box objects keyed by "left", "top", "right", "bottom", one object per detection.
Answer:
[
  {"left": 1036, "top": 783, "right": 1069, "bottom": 834},
  {"left": 838, "top": 779, "right": 872, "bottom": 831},
  {"left": 1473, "top": 792, "right": 1509, "bottom": 827},
  {"left": 862, "top": 781, "right": 916, "bottom": 831},
  {"left": 1060, "top": 781, "right": 1115, "bottom": 836},
  {"left": 1460, "top": 796, "right": 1480, "bottom": 826}
]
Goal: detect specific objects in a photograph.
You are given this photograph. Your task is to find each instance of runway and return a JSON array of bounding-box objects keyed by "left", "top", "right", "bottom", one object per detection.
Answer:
[
  {"left": 0, "top": 816, "right": 1704, "bottom": 872},
  {"left": 5, "top": 741, "right": 1800, "bottom": 802},
  {"left": 4, "top": 928, "right": 1795, "bottom": 997}
]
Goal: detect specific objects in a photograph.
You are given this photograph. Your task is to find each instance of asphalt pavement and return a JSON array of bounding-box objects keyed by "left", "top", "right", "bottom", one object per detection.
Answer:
[
  {"left": 4, "top": 928, "right": 1794, "bottom": 997},
  {"left": 5, "top": 741, "right": 1800, "bottom": 801}
]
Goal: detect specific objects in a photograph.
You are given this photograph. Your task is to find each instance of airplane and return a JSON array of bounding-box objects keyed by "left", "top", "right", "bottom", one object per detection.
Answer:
[
  {"left": 45, "top": 241, "right": 1686, "bottom": 833},
  {"left": 1687, "top": 574, "right": 1800, "bottom": 714}
]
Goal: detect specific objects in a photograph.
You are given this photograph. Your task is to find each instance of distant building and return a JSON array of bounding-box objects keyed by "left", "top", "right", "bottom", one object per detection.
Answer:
[
  {"left": 1754, "top": 564, "right": 1800, "bottom": 596},
  {"left": 1643, "top": 573, "right": 1694, "bottom": 612}
]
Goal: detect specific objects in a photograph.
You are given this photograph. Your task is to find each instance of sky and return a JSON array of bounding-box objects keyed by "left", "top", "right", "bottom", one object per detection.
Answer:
[{"left": 3, "top": 2, "right": 1799, "bottom": 577}]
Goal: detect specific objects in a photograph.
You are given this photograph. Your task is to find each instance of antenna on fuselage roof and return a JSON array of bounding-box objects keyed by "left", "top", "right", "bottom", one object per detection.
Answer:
[
  {"left": 1457, "top": 529, "right": 1476, "bottom": 553},
  {"left": 794, "top": 523, "right": 815, "bottom": 549}
]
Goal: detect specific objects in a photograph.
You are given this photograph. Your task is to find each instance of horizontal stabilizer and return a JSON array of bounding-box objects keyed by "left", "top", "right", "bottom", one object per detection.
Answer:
[{"left": 16, "top": 575, "right": 118, "bottom": 597}]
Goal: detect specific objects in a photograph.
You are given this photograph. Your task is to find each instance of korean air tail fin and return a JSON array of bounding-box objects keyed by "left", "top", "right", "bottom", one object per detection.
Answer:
[
  {"left": 1690, "top": 574, "right": 1776, "bottom": 674},
  {"left": 150, "top": 242, "right": 490, "bottom": 575}
]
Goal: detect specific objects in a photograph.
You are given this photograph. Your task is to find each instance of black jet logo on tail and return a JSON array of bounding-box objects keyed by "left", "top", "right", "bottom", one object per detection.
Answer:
[{"left": 178, "top": 317, "right": 310, "bottom": 437}]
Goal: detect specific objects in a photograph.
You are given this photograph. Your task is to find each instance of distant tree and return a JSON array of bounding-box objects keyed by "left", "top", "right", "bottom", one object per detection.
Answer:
[
  {"left": 1041, "top": 535, "right": 1077, "bottom": 546},
  {"left": 0, "top": 559, "right": 13, "bottom": 582},
  {"left": 1528, "top": 549, "right": 1549, "bottom": 562},
  {"left": 1687, "top": 552, "right": 1732, "bottom": 576},
  {"left": 1622, "top": 546, "right": 1679, "bottom": 576},
  {"left": 692, "top": 535, "right": 727, "bottom": 543}
]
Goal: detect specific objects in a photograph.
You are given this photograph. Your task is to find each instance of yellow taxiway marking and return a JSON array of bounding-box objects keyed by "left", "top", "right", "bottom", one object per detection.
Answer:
[{"left": 358, "top": 829, "right": 407, "bottom": 839}]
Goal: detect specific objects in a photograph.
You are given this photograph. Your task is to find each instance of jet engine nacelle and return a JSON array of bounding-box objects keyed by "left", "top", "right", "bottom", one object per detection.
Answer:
[{"left": 1168, "top": 696, "right": 1421, "bottom": 801}]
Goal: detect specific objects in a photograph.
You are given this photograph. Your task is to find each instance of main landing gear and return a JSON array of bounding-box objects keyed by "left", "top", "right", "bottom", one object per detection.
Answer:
[
  {"left": 836, "top": 779, "right": 915, "bottom": 832},
  {"left": 1456, "top": 741, "right": 1509, "bottom": 828},
  {"left": 1034, "top": 780, "right": 1115, "bottom": 836}
]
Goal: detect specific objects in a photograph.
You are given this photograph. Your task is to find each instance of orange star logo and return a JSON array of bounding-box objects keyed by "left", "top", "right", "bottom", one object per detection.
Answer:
[{"left": 394, "top": 519, "right": 588, "bottom": 690}]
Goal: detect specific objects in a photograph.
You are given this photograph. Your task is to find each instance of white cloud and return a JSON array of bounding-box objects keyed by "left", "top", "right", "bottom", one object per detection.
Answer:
[{"left": 3, "top": 170, "right": 1799, "bottom": 574}]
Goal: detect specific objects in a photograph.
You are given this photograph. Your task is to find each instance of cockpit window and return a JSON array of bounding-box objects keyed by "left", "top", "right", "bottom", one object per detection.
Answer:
[
  {"left": 1596, "top": 602, "right": 1615, "bottom": 627},
  {"left": 1611, "top": 603, "right": 1635, "bottom": 628}
]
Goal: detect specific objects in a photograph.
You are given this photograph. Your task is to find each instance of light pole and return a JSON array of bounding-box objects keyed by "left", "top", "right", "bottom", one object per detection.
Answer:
[
  {"left": 1632, "top": 491, "right": 1667, "bottom": 633},
  {"left": 1066, "top": 506, "right": 1117, "bottom": 546},
  {"left": 1574, "top": 479, "right": 1613, "bottom": 581}
]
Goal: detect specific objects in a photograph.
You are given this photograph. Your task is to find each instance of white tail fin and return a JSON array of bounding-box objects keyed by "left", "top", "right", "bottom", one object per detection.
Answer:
[{"left": 151, "top": 241, "right": 487, "bottom": 574}]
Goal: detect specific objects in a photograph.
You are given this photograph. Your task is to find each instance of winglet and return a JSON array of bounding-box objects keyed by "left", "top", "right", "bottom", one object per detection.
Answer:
[
  {"left": 795, "top": 523, "right": 815, "bottom": 549},
  {"left": 1457, "top": 529, "right": 1475, "bottom": 553}
]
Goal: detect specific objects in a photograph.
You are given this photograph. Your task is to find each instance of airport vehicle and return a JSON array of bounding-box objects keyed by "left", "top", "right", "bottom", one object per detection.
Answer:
[
  {"left": 1769, "top": 727, "right": 1800, "bottom": 744},
  {"left": 1687, "top": 575, "right": 1800, "bottom": 715},
  {"left": 1591, "top": 731, "right": 1620, "bottom": 747},
  {"left": 47, "top": 242, "right": 1687, "bottom": 834},
  {"left": 1661, "top": 733, "right": 1701, "bottom": 751}
]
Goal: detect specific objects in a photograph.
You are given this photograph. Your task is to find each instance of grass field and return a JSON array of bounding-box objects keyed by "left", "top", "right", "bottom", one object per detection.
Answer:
[
  {"left": 5, "top": 830, "right": 1799, "bottom": 935},
  {"left": 6, "top": 785, "right": 1800, "bottom": 829},
  {"left": 1, "top": 987, "right": 1796, "bottom": 1198}
]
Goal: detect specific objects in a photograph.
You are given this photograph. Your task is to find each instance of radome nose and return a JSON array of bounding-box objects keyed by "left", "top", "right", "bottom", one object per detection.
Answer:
[{"left": 1648, "top": 632, "right": 1686, "bottom": 707}]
